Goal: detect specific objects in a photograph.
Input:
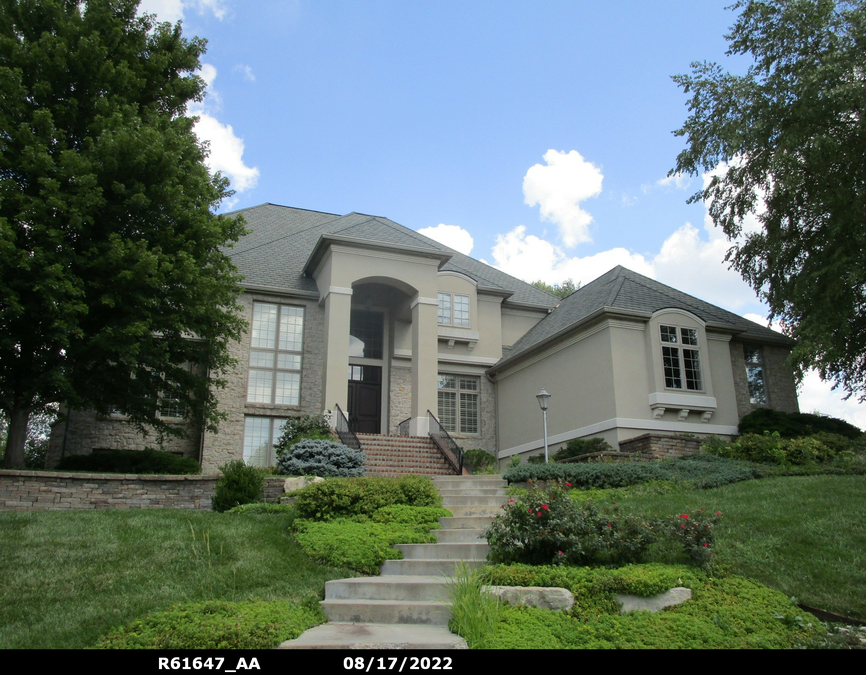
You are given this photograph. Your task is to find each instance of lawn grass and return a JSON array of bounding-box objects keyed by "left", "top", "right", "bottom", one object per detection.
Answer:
[
  {"left": 605, "top": 475, "right": 866, "bottom": 620},
  {"left": 0, "top": 509, "right": 358, "bottom": 649}
]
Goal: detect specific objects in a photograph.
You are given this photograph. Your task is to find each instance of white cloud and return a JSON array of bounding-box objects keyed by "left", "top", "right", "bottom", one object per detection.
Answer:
[
  {"left": 417, "top": 224, "right": 474, "bottom": 255},
  {"left": 523, "top": 149, "right": 603, "bottom": 248},
  {"left": 188, "top": 65, "right": 259, "bottom": 192},
  {"left": 490, "top": 225, "right": 653, "bottom": 287},
  {"left": 193, "top": 114, "right": 260, "bottom": 191},
  {"left": 656, "top": 172, "right": 691, "bottom": 190},
  {"left": 137, "top": 0, "right": 228, "bottom": 23},
  {"left": 233, "top": 64, "right": 255, "bottom": 82}
]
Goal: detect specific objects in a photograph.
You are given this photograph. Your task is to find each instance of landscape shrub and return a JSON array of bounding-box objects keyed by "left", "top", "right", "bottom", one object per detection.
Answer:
[
  {"left": 738, "top": 408, "right": 862, "bottom": 439},
  {"left": 276, "top": 439, "right": 365, "bottom": 478},
  {"left": 292, "top": 475, "right": 441, "bottom": 520},
  {"left": 473, "top": 565, "right": 818, "bottom": 649},
  {"left": 273, "top": 415, "right": 333, "bottom": 458},
  {"left": 448, "top": 562, "right": 502, "bottom": 649},
  {"left": 485, "top": 483, "right": 657, "bottom": 566},
  {"left": 211, "top": 461, "right": 265, "bottom": 513},
  {"left": 96, "top": 600, "right": 326, "bottom": 649},
  {"left": 292, "top": 518, "right": 436, "bottom": 574},
  {"left": 708, "top": 431, "right": 848, "bottom": 466},
  {"left": 553, "top": 437, "right": 614, "bottom": 462},
  {"left": 526, "top": 455, "right": 546, "bottom": 464},
  {"left": 370, "top": 505, "right": 451, "bottom": 527},
  {"left": 462, "top": 448, "right": 496, "bottom": 474},
  {"left": 55, "top": 448, "right": 201, "bottom": 475},
  {"left": 502, "top": 454, "right": 760, "bottom": 490},
  {"left": 667, "top": 509, "right": 720, "bottom": 568}
]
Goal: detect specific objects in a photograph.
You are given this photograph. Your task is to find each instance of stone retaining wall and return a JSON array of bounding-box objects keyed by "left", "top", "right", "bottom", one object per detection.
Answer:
[
  {"left": 617, "top": 433, "right": 702, "bottom": 460},
  {"left": 0, "top": 471, "right": 288, "bottom": 511}
]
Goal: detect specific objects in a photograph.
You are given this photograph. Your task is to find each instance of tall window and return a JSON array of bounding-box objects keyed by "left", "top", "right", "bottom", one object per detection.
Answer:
[
  {"left": 437, "top": 374, "right": 479, "bottom": 434},
  {"left": 744, "top": 345, "right": 767, "bottom": 404},
  {"left": 437, "top": 292, "right": 470, "bottom": 327},
  {"left": 660, "top": 325, "right": 703, "bottom": 391},
  {"left": 247, "top": 302, "right": 304, "bottom": 405},
  {"left": 243, "top": 416, "right": 288, "bottom": 466}
]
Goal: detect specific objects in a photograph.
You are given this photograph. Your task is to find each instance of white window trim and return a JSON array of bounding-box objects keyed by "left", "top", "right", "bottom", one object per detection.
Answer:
[
  {"left": 247, "top": 302, "right": 304, "bottom": 406},
  {"left": 437, "top": 373, "right": 480, "bottom": 435},
  {"left": 660, "top": 324, "right": 705, "bottom": 393}
]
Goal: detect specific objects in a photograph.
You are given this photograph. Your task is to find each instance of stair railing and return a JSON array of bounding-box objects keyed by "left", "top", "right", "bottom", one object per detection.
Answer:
[
  {"left": 427, "top": 410, "right": 464, "bottom": 474},
  {"left": 333, "top": 403, "right": 361, "bottom": 450},
  {"left": 396, "top": 417, "right": 411, "bottom": 437}
]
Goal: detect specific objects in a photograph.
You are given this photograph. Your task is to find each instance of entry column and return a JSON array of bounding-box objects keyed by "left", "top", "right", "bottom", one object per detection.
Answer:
[
  {"left": 322, "top": 286, "right": 352, "bottom": 417},
  {"left": 410, "top": 295, "right": 439, "bottom": 436}
]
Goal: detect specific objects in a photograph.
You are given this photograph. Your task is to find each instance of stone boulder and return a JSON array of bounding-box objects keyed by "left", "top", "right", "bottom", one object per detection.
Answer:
[
  {"left": 615, "top": 587, "right": 692, "bottom": 614},
  {"left": 486, "top": 586, "right": 574, "bottom": 612}
]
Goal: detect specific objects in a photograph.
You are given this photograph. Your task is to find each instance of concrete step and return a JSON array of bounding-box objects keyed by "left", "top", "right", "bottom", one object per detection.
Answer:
[
  {"left": 395, "top": 542, "right": 488, "bottom": 561},
  {"left": 434, "top": 528, "right": 486, "bottom": 543},
  {"left": 437, "top": 488, "right": 506, "bottom": 497},
  {"left": 441, "top": 495, "right": 508, "bottom": 507},
  {"left": 380, "top": 558, "right": 486, "bottom": 576},
  {"left": 279, "top": 623, "right": 467, "bottom": 649},
  {"left": 320, "top": 599, "right": 451, "bottom": 625},
  {"left": 441, "top": 504, "right": 503, "bottom": 517},
  {"left": 325, "top": 576, "right": 449, "bottom": 602},
  {"left": 433, "top": 477, "right": 506, "bottom": 490},
  {"left": 439, "top": 515, "right": 497, "bottom": 530}
]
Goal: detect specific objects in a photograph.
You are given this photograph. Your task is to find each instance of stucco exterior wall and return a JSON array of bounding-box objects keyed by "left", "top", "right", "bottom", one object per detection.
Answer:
[{"left": 501, "top": 306, "right": 551, "bottom": 347}]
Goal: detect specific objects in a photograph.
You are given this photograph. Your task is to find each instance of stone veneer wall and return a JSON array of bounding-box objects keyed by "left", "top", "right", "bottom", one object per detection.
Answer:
[
  {"left": 617, "top": 433, "right": 703, "bottom": 460},
  {"left": 388, "top": 365, "right": 413, "bottom": 434},
  {"left": 0, "top": 471, "right": 288, "bottom": 511},
  {"left": 45, "top": 414, "right": 198, "bottom": 469},
  {"left": 730, "top": 341, "right": 799, "bottom": 420}
]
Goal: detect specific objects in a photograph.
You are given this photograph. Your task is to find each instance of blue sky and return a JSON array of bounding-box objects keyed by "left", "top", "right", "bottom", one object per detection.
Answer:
[{"left": 139, "top": 0, "right": 865, "bottom": 428}]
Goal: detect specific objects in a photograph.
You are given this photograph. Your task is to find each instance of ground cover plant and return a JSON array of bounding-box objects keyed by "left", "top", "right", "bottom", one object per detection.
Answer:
[
  {"left": 469, "top": 564, "right": 819, "bottom": 649},
  {"left": 97, "top": 600, "right": 326, "bottom": 649},
  {"left": 0, "top": 509, "right": 357, "bottom": 649}
]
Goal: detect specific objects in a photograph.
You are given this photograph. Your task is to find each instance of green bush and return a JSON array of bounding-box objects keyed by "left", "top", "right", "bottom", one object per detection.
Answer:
[
  {"left": 292, "top": 518, "right": 437, "bottom": 574},
  {"left": 738, "top": 408, "right": 863, "bottom": 439},
  {"left": 708, "top": 431, "right": 849, "bottom": 466},
  {"left": 55, "top": 448, "right": 201, "bottom": 475},
  {"left": 370, "top": 505, "right": 451, "bottom": 527},
  {"left": 485, "top": 483, "right": 657, "bottom": 566},
  {"left": 463, "top": 448, "right": 495, "bottom": 474},
  {"left": 273, "top": 414, "right": 334, "bottom": 458},
  {"left": 96, "top": 600, "right": 326, "bottom": 649},
  {"left": 502, "top": 454, "right": 760, "bottom": 490},
  {"left": 448, "top": 562, "right": 502, "bottom": 649},
  {"left": 553, "top": 437, "right": 614, "bottom": 462},
  {"left": 276, "top": 439, "right": 365, "bottom": 478},
  {"left": 292, "top": 475, "right": 441, "bottom": 520},
  {"left": 211, "top": 460, "right": 265, "bottom": 513}
]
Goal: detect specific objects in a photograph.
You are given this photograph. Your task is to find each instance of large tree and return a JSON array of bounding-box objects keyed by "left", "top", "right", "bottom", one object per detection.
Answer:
[
  {"left": 671, "top": 0, "right": 866, "bottom": 400},
  {"left": 0, "top": 0, "right": 247, "bottom": 468}
]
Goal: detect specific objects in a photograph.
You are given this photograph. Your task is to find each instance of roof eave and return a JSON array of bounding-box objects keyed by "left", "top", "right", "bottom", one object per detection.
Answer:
[{"left": 303, "top": 234, "right": 454, "bottom": 277}]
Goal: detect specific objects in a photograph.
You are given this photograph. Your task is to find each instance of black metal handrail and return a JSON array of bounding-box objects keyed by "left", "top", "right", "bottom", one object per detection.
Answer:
[
  {"left": 396, "top": 417, "right": 411, "bottom": 437},
  {"left": 333, "top": 403, "right": 361, "bottom": 450},
  {"left": 427, "top": 410, "right": 464, "bottom": 474}
]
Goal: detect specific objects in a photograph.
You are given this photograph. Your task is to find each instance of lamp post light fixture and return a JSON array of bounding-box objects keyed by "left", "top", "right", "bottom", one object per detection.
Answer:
[{"left": 536, "top": 389, "right": 551, "bottom": 463}]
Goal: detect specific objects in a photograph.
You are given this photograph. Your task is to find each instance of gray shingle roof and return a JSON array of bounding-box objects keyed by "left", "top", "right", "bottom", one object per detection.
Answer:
[
  {"left": 495, "top": 265, "right": 793, "bottom": 369},
  {"left": 225, "top": 203, "right": 559, "bottom": 307}
]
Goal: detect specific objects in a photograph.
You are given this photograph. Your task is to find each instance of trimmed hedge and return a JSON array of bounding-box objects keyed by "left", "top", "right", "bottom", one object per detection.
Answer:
[
  {"left": 212, "top": 461, "right": 265, "bottom": 513},
  {"left": 553, "top": 437, "right": 614, "bottom": 462},
  {"left": 96, "top": 600, "right": 325, "bottom": 649},
  {"left": 502, "top": 454, "right": 761, "bottom": 490},
  {"left": 738, "top": 408, "right": 862, "bottom": 439},
  {"left": 55, "top": 448, "right": 201, "bottom": 475},
  {"left": 292, "top": 475, "right": 441, "bottom": 520}
]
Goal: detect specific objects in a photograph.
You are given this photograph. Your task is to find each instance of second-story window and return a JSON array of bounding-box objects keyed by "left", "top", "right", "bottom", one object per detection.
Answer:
[
  {"left": 438, "top": 292, "right": 470, "bottom": 327},
  {"left": 247, "top": 302, "right": 304, "bottom": 405},
  {"left": 744, "top": 345, "right": 767, "bottom": 404}
]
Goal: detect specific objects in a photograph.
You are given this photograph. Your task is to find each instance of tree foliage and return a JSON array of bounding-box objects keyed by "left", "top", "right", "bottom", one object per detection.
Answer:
[
  {"left": 671, "top": 0, "right": 866, "bottom": 399},
  {"left": 531, "top": 278, "right": 580, "bottom": 299},
  {"left": 0, "top": 0, "right": 247, "bottom": 467}
]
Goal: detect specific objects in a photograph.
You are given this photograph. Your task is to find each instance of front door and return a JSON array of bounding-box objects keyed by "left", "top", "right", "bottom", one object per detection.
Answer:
[{"left": 348, "top": 365, "right": 381, "bottom": 434}]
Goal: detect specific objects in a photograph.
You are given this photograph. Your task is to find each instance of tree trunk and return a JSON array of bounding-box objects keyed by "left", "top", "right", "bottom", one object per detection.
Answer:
[{"left": 3, "top": 406, "right": 31, "bottom": 469}]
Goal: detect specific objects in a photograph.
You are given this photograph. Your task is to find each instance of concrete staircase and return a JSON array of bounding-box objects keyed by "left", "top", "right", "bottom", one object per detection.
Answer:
[
  {"left": 280, "top": 474, "right": 507, "bottom": 649},
  {"left": 359, "top": 434, "right": 460, "bottom": 477}
]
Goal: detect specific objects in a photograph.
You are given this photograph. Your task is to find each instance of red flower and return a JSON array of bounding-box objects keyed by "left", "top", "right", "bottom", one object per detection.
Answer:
[
  {"left": 679, "top": 514, "right": 690, "bottom": 519},
  {"left": 703, "top": 542, "right": 709, "bottom": 547},
  {"left": 681, "top": 524, "right": 686, "bottom": 529},
  {"left": 542, "top": 504, "right": 549, "bottom": 510},
  {"left": 509, "top": 499, "right": 514, "bottom": 502},
  {"left": 557, "top": 550, "right": 564, "bottom": 555},
  {"left": 537, "top": 512, "right": 543, "bottom": 517},
  {"left": 606, "top": 523, "right": 612, "bottom": 527},
  {"left": 528, "top": 509, "right": 532, "bottom": 513},
  {"left": 566, "top": 483, "right": 572, "bottom": 487},
  {"left": 714, "top": 511, "right": 722, "bottom": 516}
]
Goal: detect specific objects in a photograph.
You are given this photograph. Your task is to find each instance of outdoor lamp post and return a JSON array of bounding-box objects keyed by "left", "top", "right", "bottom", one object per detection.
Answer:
[{"left": 536, "top": 389, "right": 551, "bottom": 463}]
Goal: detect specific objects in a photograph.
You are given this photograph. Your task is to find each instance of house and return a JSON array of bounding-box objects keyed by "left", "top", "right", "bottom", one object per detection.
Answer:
[{"left": 47, "top": 203, "right": 798, "bottom": 472}]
